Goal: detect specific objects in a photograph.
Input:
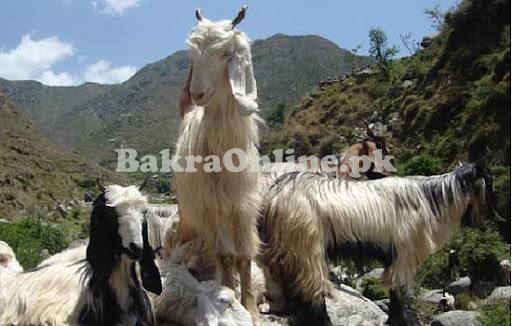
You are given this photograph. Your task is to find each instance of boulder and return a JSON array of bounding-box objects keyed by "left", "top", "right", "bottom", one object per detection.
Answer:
[
  {"left": 401, "top": 80, "right": 415, "bottom": 88},
  {"left": 431, "top": 310, "right": 481, "bottom": 326},
  {"left": 325, "top": 285, "right": 388, "bottom": 326},
  {"left": 446, "top": 277, "right": 471, "bottom": 295},
  {"left": 373, "top": 299, "right": 390, "bottom": 314},
  {"left": 486, "top": 286, "right": 511, "bottom": 304},
  {"left": 421, "top": 36, "right": 433, "bottom": 48},
  {"left": 261, "top": 314, "right": 290, "bottom": 326},
  {"left": 356, "top": 268, "right": 385, "bottom": 291},
  {"left": 420, "top": 289, "right": 445, "bottom": 305}
]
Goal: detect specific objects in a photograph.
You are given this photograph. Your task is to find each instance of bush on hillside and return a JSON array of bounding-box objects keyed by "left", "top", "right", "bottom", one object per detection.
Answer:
[
  {"left": 401, "top": 153, "right": 443, "bottom": 176},
  {"left": 416, "top": 228, "right": 509, "bottom": 288},
  {"left": 0, "top": 217, "right": 70, "bottom": 269},
  {"left": 480, "top": 302, "right": 511, "bottom": 326}
]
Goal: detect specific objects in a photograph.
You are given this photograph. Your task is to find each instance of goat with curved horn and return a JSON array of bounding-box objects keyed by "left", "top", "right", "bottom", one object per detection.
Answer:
[
  {"left": 195, "top": 8, "right": 203, "bottom": 21},
  {"left": 173, "top": 6, "right": 263, "bottom": 324},
  {"left": 232, "top": 5, "right": 248, "bottom": 28}
]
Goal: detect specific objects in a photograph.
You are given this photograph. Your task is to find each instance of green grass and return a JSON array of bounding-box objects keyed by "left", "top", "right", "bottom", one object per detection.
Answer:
[
  {"left": 0, "top": 217, "right": 71, "bottom": 269},
  {"left": 480, "top": 302, "right": 511, "bottom": 326}
]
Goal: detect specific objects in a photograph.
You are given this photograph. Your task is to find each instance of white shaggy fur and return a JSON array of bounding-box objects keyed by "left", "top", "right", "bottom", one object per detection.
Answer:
[
  {"left": 0, "top": 240, "right": 23, "bottom": 272},
  {"left": 145, "top": 204, "right": 179, "bottom": 258},
  {"left": 0, "top": 185, "right": 161, "bottom": 326},
  {"left": 152, "top": 248, "right": 253, "bottom": 326},
  {"left": 37, "top": 245, "right": 87, "bottom": 268},
  {"left": 0, "top": 260, "right": 85, "bottom": 325},
  {"left": 173, "top": 6, "right": 263, "bottom": 324}
]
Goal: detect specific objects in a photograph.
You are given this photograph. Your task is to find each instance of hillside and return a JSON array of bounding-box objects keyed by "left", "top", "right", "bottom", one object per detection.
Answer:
[
  {"left": 0, "top": 91, "right": 128, "bottom": 220},
  {"left": 262, "top": 0, "right": 510, "bottom": 237},
  {"left": 0, "top": 34, "right": 372, "bottom": 166}
]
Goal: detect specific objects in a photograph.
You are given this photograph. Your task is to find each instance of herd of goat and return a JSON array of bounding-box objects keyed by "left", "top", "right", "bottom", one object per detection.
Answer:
[{"left": 0, "top": 5, "right": 504, "bottom": 326}]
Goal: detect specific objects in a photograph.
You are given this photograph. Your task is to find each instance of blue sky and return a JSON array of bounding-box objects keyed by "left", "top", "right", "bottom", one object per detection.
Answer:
[{"left": 0, "top": 0, "right": 459, "bottom": 86}]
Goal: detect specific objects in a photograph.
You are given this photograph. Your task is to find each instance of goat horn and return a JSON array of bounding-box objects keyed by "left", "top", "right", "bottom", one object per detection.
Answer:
[
  {"left": 96, "top": 177, "right": 106, "bottom": 193},
  {"left": 232, "top": 5, "right": 248, "bottom": 28},
  {"left": 139, "top": 178, "right": 149, "bottom": 191},
  {"left": 195, "top": 7, "right": 203, "bottom": 21}
]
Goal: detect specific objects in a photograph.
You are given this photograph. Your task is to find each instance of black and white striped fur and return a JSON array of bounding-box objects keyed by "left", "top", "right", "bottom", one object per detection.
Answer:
[{"left": 259, "top": 164, "right": 499, "bottom": 326}]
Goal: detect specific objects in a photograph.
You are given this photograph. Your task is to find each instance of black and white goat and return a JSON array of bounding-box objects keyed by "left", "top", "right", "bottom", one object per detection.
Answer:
[
  {"left": 259, "top": 163, "right": 501, "bottom": 326},
  {"left": 0, "top": 183, "right": 162, "bottom": 326}
]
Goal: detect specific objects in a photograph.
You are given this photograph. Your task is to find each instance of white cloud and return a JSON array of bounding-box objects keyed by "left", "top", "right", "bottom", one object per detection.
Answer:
[
  {"left": 0, "top": 34, "right": 75, "bottom": 82},
  {"left": 83, "top": 59, "right": 137, "bottom": 84},
  {"left": 91, "top": 0, "right": 142, "bottom": 16},
  {"left": 0, "top": 34, "right": 137, "bottom": 86},
  {"left": 40, "top": 70, "right": 76, "bottom": 86}
]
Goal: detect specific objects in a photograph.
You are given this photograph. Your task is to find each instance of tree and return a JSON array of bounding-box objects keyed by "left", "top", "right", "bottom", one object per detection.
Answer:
[
  {"left": 368, "top": 27, "right": 399, "bottom": 78},
  {"left": 267, "top": 102, "right": 286, "bottom": 125},
  {"left": 424, "top": 4, "right": 444, "bottom": 32},
  {"left": 400, "top": 32, "right": 420, "bottom": 56},
  {"left": 345, "top": 45, "right": 362, "bottom": 75}
]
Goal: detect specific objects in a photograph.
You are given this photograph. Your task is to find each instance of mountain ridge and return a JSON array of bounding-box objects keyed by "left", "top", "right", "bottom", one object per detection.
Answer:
[{"left": 0, "top": 33, "right": 372, "bottom": 166}]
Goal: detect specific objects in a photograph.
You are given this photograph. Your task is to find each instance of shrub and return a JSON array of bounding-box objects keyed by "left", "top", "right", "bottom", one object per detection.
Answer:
[
  {"left": 480, "top": 302, "right": 511, "bottom": 326},
  {"left": 454, "top": 292, "right": 473, "bottom": 310},
  {"left": 416, "top": 248, "right": 450, "bottom": 289},
  {"left": 416, "top": 228, "right": 509, "bottom": 289},
  {"left": 0, "top": 217, "right": 70, "bottom": 269},
  {"left": 361, "top": 277, "right": 389, "bottom": 300},
  {"left": 402, "top": 153, "right": 442, "bottom": 175},
  {"left": 490, "top": 166, "right": 511, "bottom": 242},
  {"left": 458, "top": 228, "right": 508, "bottom": 284}
]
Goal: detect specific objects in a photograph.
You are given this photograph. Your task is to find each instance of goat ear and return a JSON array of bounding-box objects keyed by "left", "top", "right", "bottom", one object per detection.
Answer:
[
  {"left": 87, "top": 196, "right": 115, "bottom": 270},
  {"left": 180, "top": 67, "right": 193, "bottom": 119},
  {"left": 140, "top": 221, "right": 162, "bottom": 295},
  {"left": 228, "top": 41, "right": 258, "bottom": 116}
]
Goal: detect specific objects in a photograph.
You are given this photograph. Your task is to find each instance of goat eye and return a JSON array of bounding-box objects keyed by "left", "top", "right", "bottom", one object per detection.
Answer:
[{"left": 221, "top": 51, "right": 232, "bottom": 58}]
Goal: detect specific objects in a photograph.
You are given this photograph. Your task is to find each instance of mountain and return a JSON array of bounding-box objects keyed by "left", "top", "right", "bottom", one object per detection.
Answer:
[
  {"left": 0, "top": 34, "right": 372, "bottom": 166},
  {"left": 0, "top": 91, "right": 128, "bottom": 219},
  {"left": 261, "top": 0, "right": 510, "bottom": 238}
]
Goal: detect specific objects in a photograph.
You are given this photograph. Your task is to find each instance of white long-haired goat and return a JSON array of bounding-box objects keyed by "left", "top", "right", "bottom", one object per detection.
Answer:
[
  {"left": 0, "top": 240, "right": 23, "bottom": 272},
  {"left": 173, "top": 5, "right": 263, "bottom": 324},
  {"left": 259, "top": 164, "right": 501, "bottom": 326},
  {"left": 0, "top": 183, "right": 162, "bottom": 326}
]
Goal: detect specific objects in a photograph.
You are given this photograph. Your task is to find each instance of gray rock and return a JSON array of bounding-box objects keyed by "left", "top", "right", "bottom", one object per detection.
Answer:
[
  {"left": 57, "top": 203, "right": 68, "bottom": 217},
  {"left": 260, "top": 314, "right": 290, "bottom": 326},
  {"left": 69, "top": 239, "right": 89, "bottom": 248},
  {"left": 326, "top": 285, "right": 388, "bottom": 326},
  {"left": 487, "top": 286, "right": 511, "bottom": 303},
  {"left": 401, "top": 80, "right": 415, "bottom": 88},
  {"left": 0, "top": 218, "right": 11, "bottom": 224},
  {"left": 471, "top": 280, "right": 495, "bottom": 298},
  {"left": 421, "top": 36, "right": 433, "bottom": 48},
  {"left": 356, "top": 268, "right": 385, "bottom": 291},
  {"left": 446, "top": 277, "right": 471, "bottom": 295},
  {"left": 373, "top": 299, "right": 390, "bottom": 314},
  {"left": 431, "top": 310, "right": 481, "bottom": 326},
  {"left": 467, "top": 301, "right": 479, "bottom": 311},
  {"left": 355, "top": 68, "right": 376, "bottom": 84},
  {"left": 420, "top": 289, "right": 445, "bottom": 304},
  {"left": 365, "top": 268, "right": 385, "bottom": 280}
]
